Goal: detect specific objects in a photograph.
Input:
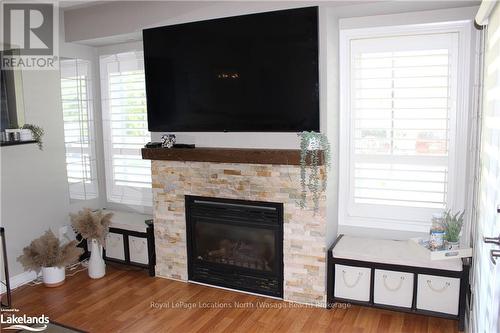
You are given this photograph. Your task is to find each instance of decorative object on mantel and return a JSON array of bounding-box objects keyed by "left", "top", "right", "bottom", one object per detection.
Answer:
[
  {"left": 22, "top": 124, "right": 44, "bottom": 150},
  {"left": 145, "top": 141, "right": 162, "bottom": 149},
  {"left": 145, "top": 141, "right": 195, "bottom": 149},
  {"left": 161, "top": 134, "right": 176, "bottom": 148},
  {"left": 298, "top": 131, "right": 331, "bottom": 212},
  {"left": 17, "top": 230, "right": 83, "bottom": 287},
  {"left": 70, "top": 208, "right": 113, "bottom": 279}
]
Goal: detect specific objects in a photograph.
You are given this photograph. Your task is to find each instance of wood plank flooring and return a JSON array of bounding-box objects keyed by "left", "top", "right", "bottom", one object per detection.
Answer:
[{"left": 2, "top": 265, "right": 459, "bottom": 333}]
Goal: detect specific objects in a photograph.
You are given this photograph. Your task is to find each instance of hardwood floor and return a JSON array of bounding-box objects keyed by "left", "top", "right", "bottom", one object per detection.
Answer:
[{"left": 3, "top": 265, "right": 459, "bottom": 333}]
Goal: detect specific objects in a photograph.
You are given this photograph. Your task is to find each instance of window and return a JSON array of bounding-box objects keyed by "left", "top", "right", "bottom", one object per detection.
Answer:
[
  {"left": 339, "top": 24, "right": 470, "bottom": 231},
  {"left": 60, "top": 58, "right": 98, "bottom": 200},
  {"left": 100, "top": 51, "right": 152, "bottom": 207}
]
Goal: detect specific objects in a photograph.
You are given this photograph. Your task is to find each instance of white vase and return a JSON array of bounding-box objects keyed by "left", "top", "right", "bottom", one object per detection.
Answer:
[
  {"left": 88, "top": 239, "right": 106, "bottom": 279},
  {"left": 446, "top": 240, "right": 460, "bottom": 250},
  {"left": 41, "top": 266, "right": 65, "bottom": 287}
]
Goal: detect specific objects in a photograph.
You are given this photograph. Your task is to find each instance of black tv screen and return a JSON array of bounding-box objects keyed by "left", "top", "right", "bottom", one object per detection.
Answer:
[{"left": 143, "top": 7, "right": 319, "bottom": 132}]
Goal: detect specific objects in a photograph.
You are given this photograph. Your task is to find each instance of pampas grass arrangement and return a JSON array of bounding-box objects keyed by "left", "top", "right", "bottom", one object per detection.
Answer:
[
  {"left": 18, "top": 229, "right": 83, "bottom": 272},
  {"left": 70, "top": 208, "right": 113, "bottom": 246}
]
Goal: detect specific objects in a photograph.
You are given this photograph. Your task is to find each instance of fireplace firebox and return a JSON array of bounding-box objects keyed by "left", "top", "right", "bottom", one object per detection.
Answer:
[{"left": 186, "top": 195, "right": 283, "bottom": 298}]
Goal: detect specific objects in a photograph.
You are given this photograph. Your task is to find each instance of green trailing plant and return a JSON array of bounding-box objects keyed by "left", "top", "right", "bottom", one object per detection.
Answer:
[
  {"left": 298, "top": 131, "right": 331, "bottom": 213},
  {"left": 22, "top": 123, "right": 44, "bottom": 150},
  {"left": 441, "top": 209, "right": 465, "bottom": 243},
  {"left": 17, "top": 230, "right": 83, "bottom": 272}
]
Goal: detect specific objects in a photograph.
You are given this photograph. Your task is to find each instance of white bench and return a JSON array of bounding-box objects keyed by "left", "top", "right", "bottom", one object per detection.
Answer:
[
  {"left": 98, "top": 210, "right": 155, "bottom": 276},
  {"left": 327, "top": 235, "right": 468, "bottom": 331}
]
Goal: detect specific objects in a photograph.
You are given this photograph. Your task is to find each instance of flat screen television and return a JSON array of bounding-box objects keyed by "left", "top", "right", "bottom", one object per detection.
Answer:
[{"left": 142, "top": 7, "right": 319, "bottom": 132}]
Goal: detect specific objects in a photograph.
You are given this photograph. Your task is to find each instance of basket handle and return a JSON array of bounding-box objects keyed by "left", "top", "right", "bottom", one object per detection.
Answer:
[
  {"left": 342, "top": 270, "right": 363, "bottom": 288},
  {"left": 426, "top": 279, "right": 450, "bottom": 293},
  {"left": 382, "top": 274, "right": 405, "bottom": 291}
]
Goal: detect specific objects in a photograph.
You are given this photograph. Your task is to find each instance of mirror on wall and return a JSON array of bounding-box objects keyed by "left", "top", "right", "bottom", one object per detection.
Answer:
[{"left": 0, "top": 49, "right": 26, "bottom": 140}]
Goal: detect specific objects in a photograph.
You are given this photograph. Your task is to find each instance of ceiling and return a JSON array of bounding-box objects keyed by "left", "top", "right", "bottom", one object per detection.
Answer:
[{"left": 59, "top": 1, "right": 105, "bottom": 9}]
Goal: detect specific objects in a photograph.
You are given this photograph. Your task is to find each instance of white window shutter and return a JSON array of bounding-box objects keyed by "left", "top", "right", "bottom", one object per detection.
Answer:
[
  {"left": 60, "top": 58, "right": 99, "bottom": 201},
  {"left": 100, "top": 51, "right": 152, "bottom": 207},
  {"left": 340, "top": 31, "right": 465, "bottom": 230}
]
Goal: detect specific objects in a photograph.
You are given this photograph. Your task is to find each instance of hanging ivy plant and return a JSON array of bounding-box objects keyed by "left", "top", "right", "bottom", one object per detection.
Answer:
[
  {"left": 22, "top": 123, "right": 44, "bottom": 150},
  {"left": 298, "top": 131, "right": 331, "bottom": 213}
]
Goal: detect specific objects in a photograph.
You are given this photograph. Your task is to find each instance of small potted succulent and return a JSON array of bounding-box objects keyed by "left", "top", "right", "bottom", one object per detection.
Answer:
[
  {"left": 70, "top": 208, "right": 113, "bottom": 279},
  {"left": 18, "top": 230, "right": 83, "bottom": 287},
  {"left": 441, "top": 209, "right": 465, "bottom": 250}
]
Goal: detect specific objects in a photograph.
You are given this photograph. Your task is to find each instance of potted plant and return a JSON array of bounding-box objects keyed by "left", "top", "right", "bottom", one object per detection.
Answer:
[
  {"left": 441, "top": 209, "right": 465, "bottom": 250},
  {"left": 298, "top": 131, "right": 331, "bottom": 213},
  {"left": 22, "top": 124, "right": 44, "bottom": 150},
  {"left": 70, "top": 208, "right": 113, "bottom": 279},
  {"left": 18, "top": 230, "right": 83, "bottom": 287}
]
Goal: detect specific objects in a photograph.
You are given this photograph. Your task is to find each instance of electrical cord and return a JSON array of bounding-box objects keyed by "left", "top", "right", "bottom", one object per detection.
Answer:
[{"left": 8, "top": 260, "right": 89, "bottom": 292}]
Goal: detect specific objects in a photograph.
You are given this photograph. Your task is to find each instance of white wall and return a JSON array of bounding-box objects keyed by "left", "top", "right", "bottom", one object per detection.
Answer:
[
  {"left": 0, "top": 11, "right": 104, "bottom": 280},
  {"left": 0, "top": 69, "right": 70, "bottom": 276}
]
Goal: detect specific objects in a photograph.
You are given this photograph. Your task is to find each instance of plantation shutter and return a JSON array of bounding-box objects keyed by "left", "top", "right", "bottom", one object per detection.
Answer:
[
  {"left": 60, "top": 58, "right": 98, "bottom": 200},
  {"left": 346, "top": 33, "right": 460, "bottom": 225},
  {"left": 100, "top": 51, "right": 152, "bottom": 207}
]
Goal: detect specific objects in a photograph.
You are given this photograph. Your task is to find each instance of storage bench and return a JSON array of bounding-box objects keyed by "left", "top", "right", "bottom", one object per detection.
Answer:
[
  {"left": 327, "top": 235, "right": 468, "bottom": 331},
  {"left": 79, "top": 210, "right": 156, "bottom": 276}
]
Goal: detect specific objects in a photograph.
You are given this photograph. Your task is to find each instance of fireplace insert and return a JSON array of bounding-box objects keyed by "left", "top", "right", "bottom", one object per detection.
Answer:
[{"left": 185, "top": 195, "right": 283, "bottom": 298}]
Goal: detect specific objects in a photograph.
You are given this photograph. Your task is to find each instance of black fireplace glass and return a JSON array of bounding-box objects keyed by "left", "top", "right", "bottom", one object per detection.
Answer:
[
  {"left": 186, "top": 195, "right": 283, "bottom": 298},
  {"left": 194, "top": 221, "right": 275, "bottom": 271}
]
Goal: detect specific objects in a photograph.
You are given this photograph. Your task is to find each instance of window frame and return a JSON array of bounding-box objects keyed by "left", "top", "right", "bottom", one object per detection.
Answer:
[
  {"left": 60, "top": 57, "right": 100, "bottom": 202},
  {"left": 338, "top": 21, "right": 472, "bottom": 232}
]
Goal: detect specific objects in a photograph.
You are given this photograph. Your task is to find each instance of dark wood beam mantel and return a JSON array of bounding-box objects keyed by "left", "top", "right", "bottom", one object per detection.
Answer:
[{"left": 141, "top": 147, "right": 324, "bottom": 166}]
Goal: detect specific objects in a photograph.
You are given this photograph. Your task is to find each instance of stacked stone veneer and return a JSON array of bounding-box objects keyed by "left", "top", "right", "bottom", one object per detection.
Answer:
[{"left": 152, "top": 160, "right": 327, "bottom": 305}]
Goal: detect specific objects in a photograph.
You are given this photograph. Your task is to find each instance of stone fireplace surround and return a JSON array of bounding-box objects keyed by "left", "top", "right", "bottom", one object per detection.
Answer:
[{"left": 146, "top": 148, "right": 327, "bottom": 305}]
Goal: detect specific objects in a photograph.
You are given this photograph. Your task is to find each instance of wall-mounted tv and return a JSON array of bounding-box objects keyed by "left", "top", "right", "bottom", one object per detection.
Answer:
[{"left": 143, "top": 6, "right": 319, "bottom": 132}]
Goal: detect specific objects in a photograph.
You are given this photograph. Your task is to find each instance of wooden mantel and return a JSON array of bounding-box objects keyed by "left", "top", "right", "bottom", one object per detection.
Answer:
[{"left": 141, "top": 147, "right": 324, "bottom": 166}]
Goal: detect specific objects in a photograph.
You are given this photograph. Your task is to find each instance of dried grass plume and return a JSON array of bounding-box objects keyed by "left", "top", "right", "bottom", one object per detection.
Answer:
[
  {"left": 70, "top": 208, "right": 113, "bottom": 246},
  {"left": 18, "top": 230, "right": 83, "bottom": 272}
]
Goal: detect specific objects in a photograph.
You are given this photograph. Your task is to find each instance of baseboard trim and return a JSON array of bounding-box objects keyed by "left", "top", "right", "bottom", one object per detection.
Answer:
[{"left": 1, "top": 270, "right": 38, "bottom": 294}]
